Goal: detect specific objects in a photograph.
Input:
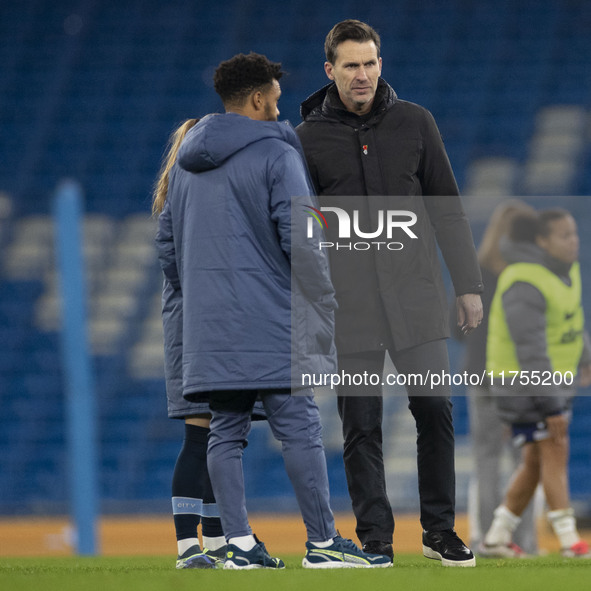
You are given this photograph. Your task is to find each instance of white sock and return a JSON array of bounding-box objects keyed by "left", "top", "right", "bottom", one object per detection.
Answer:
[
  {"left": 548, "top": 508, "right": 580, "bottom": 549},
  {"left": 484, "top": 505, "right": 521, "bottom": 546},
  {"left": 229, "top": 534, "right": 256, "bottom": 551},
  {"left": 203, "top": 535, "right": 226, "bottom": 551},
  {"left": 309, "top": 538, "right": 334, "bottom": 548},
  {"left": 178, "top": 537, "right": 200, "bottom": 556}
]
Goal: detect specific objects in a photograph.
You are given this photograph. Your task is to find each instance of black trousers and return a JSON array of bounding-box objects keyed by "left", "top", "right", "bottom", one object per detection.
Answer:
[{"left": 336, "top": 339, "right": 455, "bottom": 544}]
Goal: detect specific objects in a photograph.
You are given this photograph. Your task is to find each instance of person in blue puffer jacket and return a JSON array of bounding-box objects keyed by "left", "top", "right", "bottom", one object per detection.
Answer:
[{"left": 154, "top": 52, "right": 391, "bottom": 570}]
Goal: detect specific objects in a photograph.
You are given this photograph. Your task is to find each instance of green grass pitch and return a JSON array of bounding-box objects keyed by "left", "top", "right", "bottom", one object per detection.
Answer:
[{"left": 1, "top": 554, "right": 591, "bottom": 591}]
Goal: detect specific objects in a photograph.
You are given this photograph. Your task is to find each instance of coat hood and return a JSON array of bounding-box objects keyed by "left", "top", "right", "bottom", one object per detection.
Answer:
[
  {"left": 177, "top": 112, "right": 304, "bottom": 173},
  {"left": 500, "top": 237, "right": 573, "bottom": 279},
  {"left": 300, "top": 78, "right": 398, "bottom": 122},
  {"left": 500, "top": 238, "right": 543, "bottom": 265}
]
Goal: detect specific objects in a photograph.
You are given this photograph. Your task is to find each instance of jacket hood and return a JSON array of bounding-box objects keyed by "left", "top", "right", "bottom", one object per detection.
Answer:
[
  {"left": 177, "top": 113, "right": 303, "bottom": 173},
  {"left": 500, "top": 237, "right": 573, "bottom": 278},
  {"left": 300, "top": 78, "right": 398, "bottom": 122}
]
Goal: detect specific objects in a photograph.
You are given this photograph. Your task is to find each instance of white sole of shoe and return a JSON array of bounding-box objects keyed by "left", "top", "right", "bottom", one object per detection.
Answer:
[
  {"left": 224, "top": 562, "right": 262, "bottom": 570},
  {"left": 224, "top": 561, "right": 283, "bottom": 570},
  {"left": 302, "top": 558, "right": 392, "bottom": 569},
  {"left": 423, "top": 544, "right": 476, "bottom": 567}
]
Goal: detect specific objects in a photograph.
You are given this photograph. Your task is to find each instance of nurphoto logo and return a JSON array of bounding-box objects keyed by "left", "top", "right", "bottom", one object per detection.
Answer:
[{"left": 305, "top": 205, "right": 418, "bottom": 251}]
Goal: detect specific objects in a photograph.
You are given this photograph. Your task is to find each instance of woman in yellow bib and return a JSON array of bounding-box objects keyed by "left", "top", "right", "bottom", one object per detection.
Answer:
[{"left": 481, "top": 208, "right": 591, "bottom": 558}]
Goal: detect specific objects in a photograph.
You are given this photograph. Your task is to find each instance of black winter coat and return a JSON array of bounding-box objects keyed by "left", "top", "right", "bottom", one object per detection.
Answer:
[{"left": 297, "top": 79, "right": 483, "bottom": 354}]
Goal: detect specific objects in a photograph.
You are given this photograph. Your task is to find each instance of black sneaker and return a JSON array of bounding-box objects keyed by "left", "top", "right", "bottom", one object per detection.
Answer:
[
  {"left": 362, "top": 541, "right": 394, "bottom": 562},
  {"left": 422, "top": 529, "right": 476, "bottom": 567}
]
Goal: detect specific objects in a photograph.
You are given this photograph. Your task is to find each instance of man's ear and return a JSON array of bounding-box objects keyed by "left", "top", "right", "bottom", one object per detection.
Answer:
[
  {"left": 251, "top": 90, "right": 264, "bottom": 111},
  {"left": 324, "top": 61, "right": 335, "bottom": 80}
]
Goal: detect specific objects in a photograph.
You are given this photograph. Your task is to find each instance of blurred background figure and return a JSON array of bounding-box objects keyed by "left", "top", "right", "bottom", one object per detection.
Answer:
[
  {"left": 482, "top": 208, "right": 591, "bottom": 558},
  {"left": 453, "top": 199, "right": 539, "bottom": 555}
]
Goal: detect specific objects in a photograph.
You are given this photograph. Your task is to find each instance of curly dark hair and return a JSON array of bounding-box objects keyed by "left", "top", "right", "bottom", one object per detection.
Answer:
[{"left": 213, "top": 52, "right": 284, "bottom": 106}]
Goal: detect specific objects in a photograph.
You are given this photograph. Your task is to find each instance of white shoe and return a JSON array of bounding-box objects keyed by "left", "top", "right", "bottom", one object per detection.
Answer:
[
  {"left": 478, "top": 541, "right": 526, "bottom": 558},
  {"left": 561, "top": 540, "right": 591, "bottom": 558}
]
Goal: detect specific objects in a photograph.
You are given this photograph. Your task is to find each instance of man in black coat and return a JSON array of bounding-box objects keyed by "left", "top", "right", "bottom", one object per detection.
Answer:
[{"left": 297, "top": 19, "right": 483, "bottom": 567}]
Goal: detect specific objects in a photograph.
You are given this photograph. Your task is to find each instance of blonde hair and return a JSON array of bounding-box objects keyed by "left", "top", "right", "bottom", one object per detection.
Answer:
[
  {"left": 152, "top": 118, "right": 199, "bottom": 215},
  {"left": 478, "top": 199, "right": 536, "bottom": 274}
]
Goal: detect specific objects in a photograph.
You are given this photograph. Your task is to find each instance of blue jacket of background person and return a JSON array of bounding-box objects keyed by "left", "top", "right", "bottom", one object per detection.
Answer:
[{"left": 155, "top": 113, "right": 337, "bottom": 399}]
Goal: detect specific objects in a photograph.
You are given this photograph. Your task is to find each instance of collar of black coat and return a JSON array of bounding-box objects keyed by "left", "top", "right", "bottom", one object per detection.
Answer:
[{"left": 300, "top": 77, "right": 398, "bottom": 126}]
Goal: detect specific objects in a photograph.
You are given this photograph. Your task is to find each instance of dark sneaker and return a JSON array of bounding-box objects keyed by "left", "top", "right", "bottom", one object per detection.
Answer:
[
  {"left": 303, "top": 535, "right": 393, "bottom": 568},
  {"left": 176, "top": 544, "right": 216, "bottom": 569},
  {"left": 204, "top": 545, "right": 227, "bottom": 566},
  {"left": 422, "top": 529, "right": 476, "bottom": 567},
  {"left": 362, "top": 540, "right": 394, "bottom": 562},
  {"left": 224, "top": 537, "right": 284, "bottom": 570}
]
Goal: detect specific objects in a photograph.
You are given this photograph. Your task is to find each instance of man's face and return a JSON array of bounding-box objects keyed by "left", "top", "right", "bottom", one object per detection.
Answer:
[
  {"left": 324, "top": 40, "right": 382, "bottom": 115},
  {"left": 262, "top": 79, "right": 281, "bottom": 121}
]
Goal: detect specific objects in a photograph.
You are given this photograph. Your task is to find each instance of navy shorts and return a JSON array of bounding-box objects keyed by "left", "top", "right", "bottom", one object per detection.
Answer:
[
  {"left": 209, "top": 388, "right": 291, "bottom": 413},
  {"left": 511, "top": 411, "right": 571, "bottom": 447},
  {"left": 511, "top": 421, "right": 551, "bottom": 447}
]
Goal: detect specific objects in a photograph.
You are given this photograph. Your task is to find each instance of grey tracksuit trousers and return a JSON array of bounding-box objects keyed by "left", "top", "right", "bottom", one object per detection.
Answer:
[{"left": 207, "top": 389, "right": 337, "bottom": 543}]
